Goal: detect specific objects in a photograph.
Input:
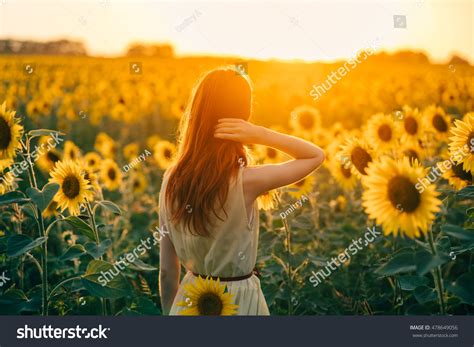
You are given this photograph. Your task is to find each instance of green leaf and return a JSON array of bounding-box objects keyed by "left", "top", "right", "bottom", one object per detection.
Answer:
[
  {"left": 128, "top": 258, "right": 157, "bottom": 272},
  {"left": 441, "top": 224, "right": 474, "bottom": 242},
  {"left": 446, "top": 273, "right": 474, "bottom": 305},
  {"left": 60, "top": 245, "right": 85, "bottom": 261},
  {"left": 415, "top": 249, "right": 450, "bottom": 276},
  {"left": 81, "top": 260, "right": 131, "bottom": 299},
  {"left": 7, "top": 235, "right": 47, "bottom": 257},
  {"left": 375, "top": 252, "right": 416, "bottom": 276},
  {"left": 26, "top": 183, "right": 59, "bottom": 213},
  {"left": 414, "top": 286, "right": 437, "bottom": 304},
  {"left": 398, "top": 275, "right": 429, "bottom": 291},
  {"left": 97, "top": 200, "right": 122, "bottom": 215},
  {"left": 62, "top": 216, "right": 96, "bottom": 241},
  {"left": 28, "top": 129, "right": 65, "bottom": 138},
  {"left": 457, "top": 186, "right": 474, "bottom": 199},
  {"left": 0, "top": 191, "right": 31, "bottom": 206},
  {"left": 84, "top": 239, "right": 112, "bottom": 259}
]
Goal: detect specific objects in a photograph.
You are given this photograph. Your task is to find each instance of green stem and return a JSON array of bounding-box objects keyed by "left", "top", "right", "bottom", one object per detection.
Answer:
[
  {"left": 427, "top": 226, "right": 446, "bottom": 315},
  {"left": 86, "top": 202, "right": 107, "bottom": 315},
  {"left": 47, "top": 276, "right": 81, "bottom": 313},
  {"left": 283, "top": 217, "right": 293, "bottom": 315},
  {"left": 24, "top": 136, "right": 48, "bottom": 316}
]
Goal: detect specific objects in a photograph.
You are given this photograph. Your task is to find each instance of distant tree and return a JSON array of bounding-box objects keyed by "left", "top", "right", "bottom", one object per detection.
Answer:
[
  {"left": 449, "top": 55, "right": 470, "bottom": 66},
  {"left": 126, "top": 43, "right": 174, "bottom": 58},
  {"left": 0, "top": 39, "right": 87, "bottom": 55}
]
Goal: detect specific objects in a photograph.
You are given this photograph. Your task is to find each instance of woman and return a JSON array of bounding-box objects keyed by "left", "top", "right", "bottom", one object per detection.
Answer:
[{"left": 159, "top": 67, "right": 325, "bottom": 315}]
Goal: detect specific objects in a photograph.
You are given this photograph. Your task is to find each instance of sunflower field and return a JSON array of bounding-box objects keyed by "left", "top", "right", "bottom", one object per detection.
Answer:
[{"left": 0, "top": 55, "right": 473, "bottom": 316}]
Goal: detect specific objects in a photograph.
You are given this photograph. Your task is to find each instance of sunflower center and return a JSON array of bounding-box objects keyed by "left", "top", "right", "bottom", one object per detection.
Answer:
[
  {"left": 404, "top": 116, "right": 418, "bottom": 135},
  {"left": 295, "top": 179, "right": 305, "bottom": 187},
  {"left": 387, "top": 176, "right": 420, "bottom": 213},
  {"left": 377, "top": 124, "right": 392, "bottom": 142},
  {"left": 164, "top": 149, "right": 172, "bottom": 160},
  {"left": 432, "top": 114, "right": 448, "bottom": 132},
  {"left": 108, "top": 168, "right": 116, "bottom": 181},
  {"left": 62, "top": 175, "right": 81, "bottom": 199},
  {"left": 267, "top": 148, "right": 277, "bottom": 159},
  {"left": 467, "top": 132, "right": 474, "bottom": 153},
  {"left": 47, "top": 151, "right": 60, "bottom": 163},
  {"left": 340, "top": 164, "right": 352, "bottom": 178},
  {"left": 299, "top": 112, "right": 315, "bottom": 130},
  {"left": 351, "top": 146, "right": 372, "bottom": 175},
  {"left": 403, "top": 149, "right": 419, "bottom": 161},
  {"left": 197, "top": 292, "right": 223, "bottom": 315},
  {"left": 0, "top": 117, "right": 12, "bottom": 150},
  {"left": 452, "top": 163, "right": 472, "bottom": 181}
]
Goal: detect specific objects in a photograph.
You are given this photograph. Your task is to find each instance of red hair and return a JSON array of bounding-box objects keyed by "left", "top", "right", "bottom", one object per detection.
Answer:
[{"left": 165, "top": 67, "right": 252, "bottom": 237}]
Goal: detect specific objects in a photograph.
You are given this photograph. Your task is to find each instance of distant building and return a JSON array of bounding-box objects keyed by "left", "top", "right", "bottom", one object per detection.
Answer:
[{"left": 0, "top": 39, "right": 87, "bottom": 55}]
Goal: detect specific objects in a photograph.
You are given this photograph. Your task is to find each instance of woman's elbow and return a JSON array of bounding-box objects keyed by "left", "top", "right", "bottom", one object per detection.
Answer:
[{"left": 312, "top": 148, "right": 325, "bottom": 169}]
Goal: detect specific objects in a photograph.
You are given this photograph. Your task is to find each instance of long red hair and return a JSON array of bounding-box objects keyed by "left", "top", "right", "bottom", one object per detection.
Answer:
[{"left": 165, "top": 67, "right": 252, "bottom": 237}]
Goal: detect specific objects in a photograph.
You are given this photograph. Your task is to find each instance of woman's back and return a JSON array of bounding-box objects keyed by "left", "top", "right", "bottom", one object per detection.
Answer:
[{"left": 159, "top": 166, "right": 258, "bottom": 277}]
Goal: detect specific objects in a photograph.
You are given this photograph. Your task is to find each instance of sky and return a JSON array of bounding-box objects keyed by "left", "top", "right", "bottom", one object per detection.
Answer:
[{"left": 0, "top": 0, "right": 472, "bottom": 63}]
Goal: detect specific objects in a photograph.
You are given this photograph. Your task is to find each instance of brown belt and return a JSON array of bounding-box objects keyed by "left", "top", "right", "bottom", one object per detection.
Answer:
[{"left": 191, "top": 271, "right": 255, "bottom": 282}]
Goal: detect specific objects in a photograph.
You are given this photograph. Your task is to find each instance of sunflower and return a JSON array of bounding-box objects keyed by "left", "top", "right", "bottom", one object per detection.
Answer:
[
  {"left": 37, "top": 148, "right": 62, "bottom": 172},
  {"left": 146, "top": 135, "right": 161, "bottom": 149},
  {"left": 257, "top": 189, "right": 279, "bottom": 211},
  {"left": 153, "top": 140, "right": 176, "bottom": 170},
  {"left": 287, "top": 175, "right": 315, "bottom": 199},
  {"left": 49, "top": 160, "right": 94, "bottom": 216},
  {"left": 43, "top": 200, "right": 59, "bottom": 218},
  {"left": 94, "top": 132, "right": 116, "bottom": 159},
  {"left": 328, "top": 158, "right": 358, "bottom": 191},
  {"left": 338, "top": 138, "right": 374, "bottom": 177},
  {"left": 365, "top": 113, "right": 399, "bottom": 152},
  {"left": 63, "top": 141, "right": 81, "bottom": 161},
  {"left": 0, "top": 101, "right": 23, "bottom": 160},
  {"left": 254, "top": 144, "right": 284, "bottom": 164},
  {"left": 397, "top": 105, "right": 424, "bottom": 146},
  {"left": 424, "top": 105, "right": 451, "bottom": 140},
  {"left": 177, "top": 276, "right": 238, "bottom": 316},
  {"left": 362, "top": 157, "right": 441, "bottom": 238},
  {"left": 441, "top": 162, "right": 472, "bottom": 191},
  {"left": 290, "top": 105, "right": 321, "bottom": 138},
  {"left": 84, "top": 152, "right": 101, "bottom": 171},
  {"left": 123, "top": 142, "right": 139, "bottom": 161},
  {"left": 100, "top": 159, "right": 122, "bottom": 191},
  {"left": 449, "top": 113, "right": 474, "bottom": 174},
  {"left": 398, "top": 142, "right": 425, "bottom": 164},
  {"left": 0, "top": 159, "right": 15, "bottom": 194},
  {"left": 130, "top": 171, "right": 147, "bottom": 194},
  {"left": 82, "top": 164, "right": 100, "bottom": 192}
]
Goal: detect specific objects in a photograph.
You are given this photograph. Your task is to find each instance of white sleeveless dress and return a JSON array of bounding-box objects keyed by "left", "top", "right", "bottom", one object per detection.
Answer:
[{"left": 159, "top": 167, "right": 270, "bottom": 315}]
